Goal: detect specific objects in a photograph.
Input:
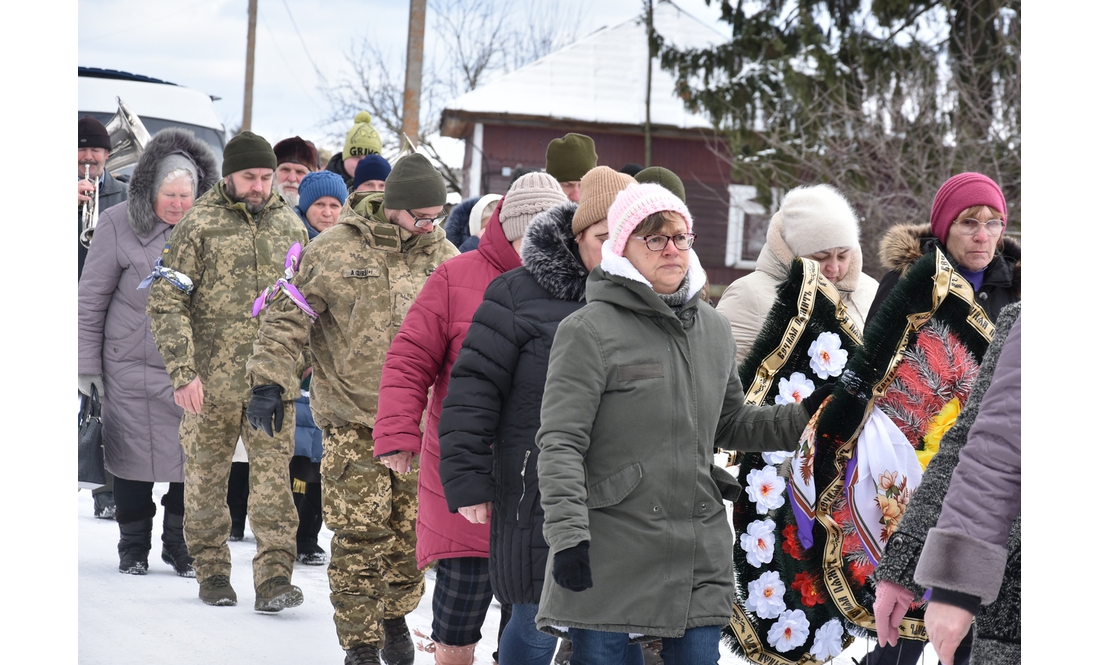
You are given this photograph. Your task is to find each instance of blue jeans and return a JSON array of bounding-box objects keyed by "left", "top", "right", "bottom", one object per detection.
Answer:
[
  {"left": 496, "top": 603, "right": 557, "bottom": 665},
  {"left": 660, "top": 625, "right": 721, "bottom": 665},
  {"left": 567, "top": 628, "right": 644, "bottom": 665}
]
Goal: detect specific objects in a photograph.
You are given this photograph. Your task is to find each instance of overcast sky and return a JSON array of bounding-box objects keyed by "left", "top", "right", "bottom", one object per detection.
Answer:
[{"left": 78, "top": 0, "right": 728, "bottom": 155}]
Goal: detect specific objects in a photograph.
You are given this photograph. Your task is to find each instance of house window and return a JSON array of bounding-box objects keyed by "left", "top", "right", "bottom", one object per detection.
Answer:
[{"left": 725, "top": 184, "right": 779, "bottom": 269}]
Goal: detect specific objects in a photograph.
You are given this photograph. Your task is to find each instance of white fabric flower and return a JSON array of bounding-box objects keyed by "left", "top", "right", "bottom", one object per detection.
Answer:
[
  {"left": 739, "top": 519, "right": 776, "bottom": 568},
  {"left": 762, "top": 449, "right": 796, "bottom": 465},
  {"left": 775, "top": 372, "right": 815, "bottom": 405},
  {"left": 767, "top": 609, "right": 811, "bottom": 652},
  {"left": 746, "top": 570, "right": 786, "bottom": 619},
  {"left": 808, "top": 332, "right": 848, "bottom": 379},
  {"left": 746, "top": 465, "right": 786, "bottom": 514},
  {"left": 809, "top": 619, "right": 845, "bottom": 661}
]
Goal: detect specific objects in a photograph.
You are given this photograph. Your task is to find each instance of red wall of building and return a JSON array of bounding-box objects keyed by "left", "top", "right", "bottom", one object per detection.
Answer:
[{"left": 470, "top": 124, "right": 747, "bottom": 288}]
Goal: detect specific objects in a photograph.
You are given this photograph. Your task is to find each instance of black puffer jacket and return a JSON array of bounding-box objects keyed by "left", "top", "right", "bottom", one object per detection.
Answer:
[
  {"left": 438, "top": 201, "right": 587, "bottom": 605},
  {"left": 867, "top": 223, "right": 1021, "bottom": 324}
]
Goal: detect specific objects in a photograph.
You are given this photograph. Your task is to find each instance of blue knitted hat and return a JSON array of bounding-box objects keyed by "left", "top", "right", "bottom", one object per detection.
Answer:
[
  {"left": 298, "top": 170, "right": 348, "bottom": 211},
  {"left": 352, "top": 154, "right": 392, "bottom": 189}
]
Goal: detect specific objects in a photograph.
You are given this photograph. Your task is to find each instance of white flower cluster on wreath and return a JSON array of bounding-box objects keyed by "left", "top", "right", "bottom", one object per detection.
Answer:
[{"left": 735, "top": 332, "right": 851, "bottom": 655}]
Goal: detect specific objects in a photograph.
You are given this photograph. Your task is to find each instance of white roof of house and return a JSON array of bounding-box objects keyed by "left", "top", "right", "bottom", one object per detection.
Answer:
[{"left": 443, "top": 2, "right": 724, "bottom": 130}]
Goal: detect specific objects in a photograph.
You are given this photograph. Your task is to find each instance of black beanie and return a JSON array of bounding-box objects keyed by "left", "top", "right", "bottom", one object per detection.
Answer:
[
  {"left": 79, "top": 115, "right": 112, "bottom": 150},
  {"left": 221, "top": 131, "right": 278, "bottom": 177},
  {"left": 383, "top": 154, "right": 447, "bottom": 210}
]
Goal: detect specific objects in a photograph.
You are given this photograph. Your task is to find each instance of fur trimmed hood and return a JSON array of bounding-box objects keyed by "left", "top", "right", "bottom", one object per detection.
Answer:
[
  {"left": 878, "top": 222, "right": 1021, "bottom": 280},
  {"left": 521, "top": 202, "right": 588, "bottom": 301},
  {"left": 127, "top": 128, "right": 218, "bottom": 237}
]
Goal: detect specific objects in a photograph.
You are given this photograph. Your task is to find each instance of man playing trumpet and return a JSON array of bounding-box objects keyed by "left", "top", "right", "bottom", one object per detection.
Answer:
[{"left": 78, "top": 115, "right": 127, "bottom": 278}]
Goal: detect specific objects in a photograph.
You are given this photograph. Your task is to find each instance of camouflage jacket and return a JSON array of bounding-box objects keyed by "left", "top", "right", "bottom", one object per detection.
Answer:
[
  {"left": 246, "top": 191, "right": 459, "bottom": 429},
  {"left": 147, "top": 180, "right": 309, "bottom": 403}
]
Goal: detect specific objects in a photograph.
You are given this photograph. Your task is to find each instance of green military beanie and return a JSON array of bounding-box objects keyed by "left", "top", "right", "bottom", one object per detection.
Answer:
[
  {"left": 545, "top": 133, "right": 598, "bottom": 182},
  {"left": 383, "top": 154, "right": 447, "bottom": 211},
  {"left": 343, "top": 111, "right": 383, "bottom": 160},
  {"left": 221, "top": 130, "right": 277, "bottom": 177},
  {"left": 635, "top": 166, "right": 686, "bottom": 203}
]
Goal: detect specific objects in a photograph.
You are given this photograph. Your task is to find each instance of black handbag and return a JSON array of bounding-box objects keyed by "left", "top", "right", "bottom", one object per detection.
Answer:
[{"left": 78, "top": 385, "right": 106, "bottom": 489}]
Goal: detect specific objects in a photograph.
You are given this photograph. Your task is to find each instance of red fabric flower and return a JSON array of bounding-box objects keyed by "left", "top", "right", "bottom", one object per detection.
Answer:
[
  {"left": 792, "top": 571, "right": 826, "bottom": 607},
  {"left": 848, "top": 559, "right": 875, "bottom": 586},
  {"left": 782, "top": 524, "right": 804, "bottom": 560}
]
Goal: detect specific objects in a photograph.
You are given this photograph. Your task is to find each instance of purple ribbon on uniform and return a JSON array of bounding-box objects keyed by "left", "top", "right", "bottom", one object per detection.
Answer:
[{"left": 251, "top": 242, "right": 318, "bottom": 320}]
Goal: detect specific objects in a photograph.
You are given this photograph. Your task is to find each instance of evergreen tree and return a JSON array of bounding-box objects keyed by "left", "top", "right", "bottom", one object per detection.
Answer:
[{"left": 658, "top": 0, "right": 1019, "bottom": 275}]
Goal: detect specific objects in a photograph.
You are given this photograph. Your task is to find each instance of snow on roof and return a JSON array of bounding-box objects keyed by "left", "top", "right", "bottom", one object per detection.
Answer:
[{"left": 443, "top": 2, "right": 725, "bottom": 131}]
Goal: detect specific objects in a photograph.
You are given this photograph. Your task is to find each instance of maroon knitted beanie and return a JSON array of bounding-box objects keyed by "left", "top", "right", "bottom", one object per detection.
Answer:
[{"left": 929, "top": 173, "right": 1007, "bottom": 244}]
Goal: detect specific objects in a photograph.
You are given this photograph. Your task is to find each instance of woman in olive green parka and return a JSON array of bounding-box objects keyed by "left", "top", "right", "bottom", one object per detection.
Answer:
[{"left": 534, "top": 184, "right": 813, "bottom": 665}]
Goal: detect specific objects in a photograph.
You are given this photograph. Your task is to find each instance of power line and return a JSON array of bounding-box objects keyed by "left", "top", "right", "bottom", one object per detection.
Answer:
[
  {"left": 257, "top": 11, "right": 326, "bottom": 116},
  {"left": 279, "top": 0, "right": 328, "bottom": 84}
]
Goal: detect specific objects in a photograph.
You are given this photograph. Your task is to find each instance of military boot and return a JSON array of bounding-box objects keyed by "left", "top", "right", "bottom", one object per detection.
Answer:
[
  {"left": 160, "top": 511, "right": 195, "bottom": 577},
  {"left": 198, "top": 574, "right": 237, "bottom": 606},
  {"left": 254, "top": 576, "right": 303, "bottom": 612},
  {"left": 344, "top": 644, "right": 382, "bottom": 665},
  {"left": 381, "top": 617, "right": 415, "bottom": 665},
  {"left": 116, "top": 517, "right": 152, "bottom": 575}
]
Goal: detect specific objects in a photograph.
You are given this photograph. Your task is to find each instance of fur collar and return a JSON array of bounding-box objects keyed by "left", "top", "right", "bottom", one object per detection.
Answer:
[
  {"left": 127, "top": 128, "right": 218, "bottom": 237},
  {"left": 521, "top": 202, "right": 588, "bottom": 301},
  {"left": 599, "top": 240, "right": 707, "bottom": 301},
  {"left": 877, "top": 222, "right": 1022, "bottom": 278}
]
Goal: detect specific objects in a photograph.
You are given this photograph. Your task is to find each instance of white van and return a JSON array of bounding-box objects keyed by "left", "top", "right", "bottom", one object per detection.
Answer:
[{"left": 78, "top": 67, "right": 227, "bottom": 177}]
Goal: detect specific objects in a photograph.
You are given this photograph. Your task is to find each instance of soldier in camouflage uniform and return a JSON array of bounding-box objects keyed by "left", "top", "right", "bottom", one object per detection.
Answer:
[
  {"left": 246, "top": 153, "right": 458, "bottom": 665},
  {"left": 145, "top": 131, "right": 309, "bottom": 612}
]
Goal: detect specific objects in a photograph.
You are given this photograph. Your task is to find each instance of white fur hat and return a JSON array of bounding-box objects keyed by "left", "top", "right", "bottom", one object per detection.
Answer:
[{"left": 777, "top": 184, "right": 861, "bottom": 257}]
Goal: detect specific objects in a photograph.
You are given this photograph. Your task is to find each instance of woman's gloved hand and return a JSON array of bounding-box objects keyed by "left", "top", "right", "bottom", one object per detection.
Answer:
[{"left": 552, "top": 541, "right": 593, "bottom": 592}]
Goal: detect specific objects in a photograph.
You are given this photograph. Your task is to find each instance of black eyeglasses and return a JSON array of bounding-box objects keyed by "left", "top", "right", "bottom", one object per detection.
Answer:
[
  {"left": 406, "top": 209, "right": 447, "bottom": 228},
  {"left": 633, "top": 233, "right": 696, "bottom": 252}
]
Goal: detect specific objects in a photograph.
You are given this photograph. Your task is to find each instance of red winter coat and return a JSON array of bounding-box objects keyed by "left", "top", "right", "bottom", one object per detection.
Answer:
[{"left": 374, "top": 201, "right": 520, "bottom": 568}]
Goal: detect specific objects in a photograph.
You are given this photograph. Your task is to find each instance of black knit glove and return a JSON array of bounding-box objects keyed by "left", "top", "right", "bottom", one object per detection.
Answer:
[
  {"left": 246, "top": 385, "right": 284, "bottom": 437},
  {"left": 802, "top": 381, "right": 835, "bottom": 417},
  {"left": 552, "top": 541, "right": 593, "bottom": 592}
]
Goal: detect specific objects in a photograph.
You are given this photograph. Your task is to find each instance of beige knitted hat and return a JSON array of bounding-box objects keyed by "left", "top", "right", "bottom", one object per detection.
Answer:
[
  {"left": 778, "top": 184, "right": 861, "bottom": 257},
  {"left": 572, "top": 166, "right": 636, "bottom": 236},
  {"left": 499, "top": 172, "right": 568, "bottom": 241}
]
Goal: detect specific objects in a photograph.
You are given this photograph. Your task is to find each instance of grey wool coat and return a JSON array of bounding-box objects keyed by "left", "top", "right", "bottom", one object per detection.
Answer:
[
  {"left": 78, "top": 128, "right": 218, "bottom": 482},
  {"left": 875, "top": 302, "right": 1022, "bottom": 665},
  {"left": 534, "top": 255, "right": 809, "bottom": 638}
]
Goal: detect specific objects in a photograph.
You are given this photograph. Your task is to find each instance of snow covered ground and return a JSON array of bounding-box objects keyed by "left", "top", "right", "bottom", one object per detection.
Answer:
[{"left": 76, "top": 486, "right": 921, "bottom": 665}]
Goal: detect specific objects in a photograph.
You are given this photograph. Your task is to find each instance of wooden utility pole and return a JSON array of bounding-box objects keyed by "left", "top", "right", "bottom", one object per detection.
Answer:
[
  {"left": 242, "top": 0, "right": 258, "bottom": 132},
  {"left": 644, "top": 0, "right": 653, "bottom": 167},
  {"left": 401, "top": 0, "right": 428, "bottom": 150}
]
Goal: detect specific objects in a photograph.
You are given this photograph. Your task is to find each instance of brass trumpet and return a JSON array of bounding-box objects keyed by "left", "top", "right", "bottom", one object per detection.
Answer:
[{"left": 80, "top": 163, "right": 100, "bottom": 249}]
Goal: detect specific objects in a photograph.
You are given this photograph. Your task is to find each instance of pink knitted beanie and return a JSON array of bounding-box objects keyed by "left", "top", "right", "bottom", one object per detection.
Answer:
[
  {"left": 929, "top": 173, "right": 1007, "bottom": 244},
  {"left": 606, "top": 183, "right": 693, "bottom": 256}
]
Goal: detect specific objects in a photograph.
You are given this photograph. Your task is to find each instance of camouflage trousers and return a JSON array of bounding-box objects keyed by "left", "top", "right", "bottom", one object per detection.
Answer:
[
  {"left": 322, "top": 424, "right": 424, "bottom": 650},
  {"left": 179, "top": 399, "right": 298, "bottom": 589}
]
